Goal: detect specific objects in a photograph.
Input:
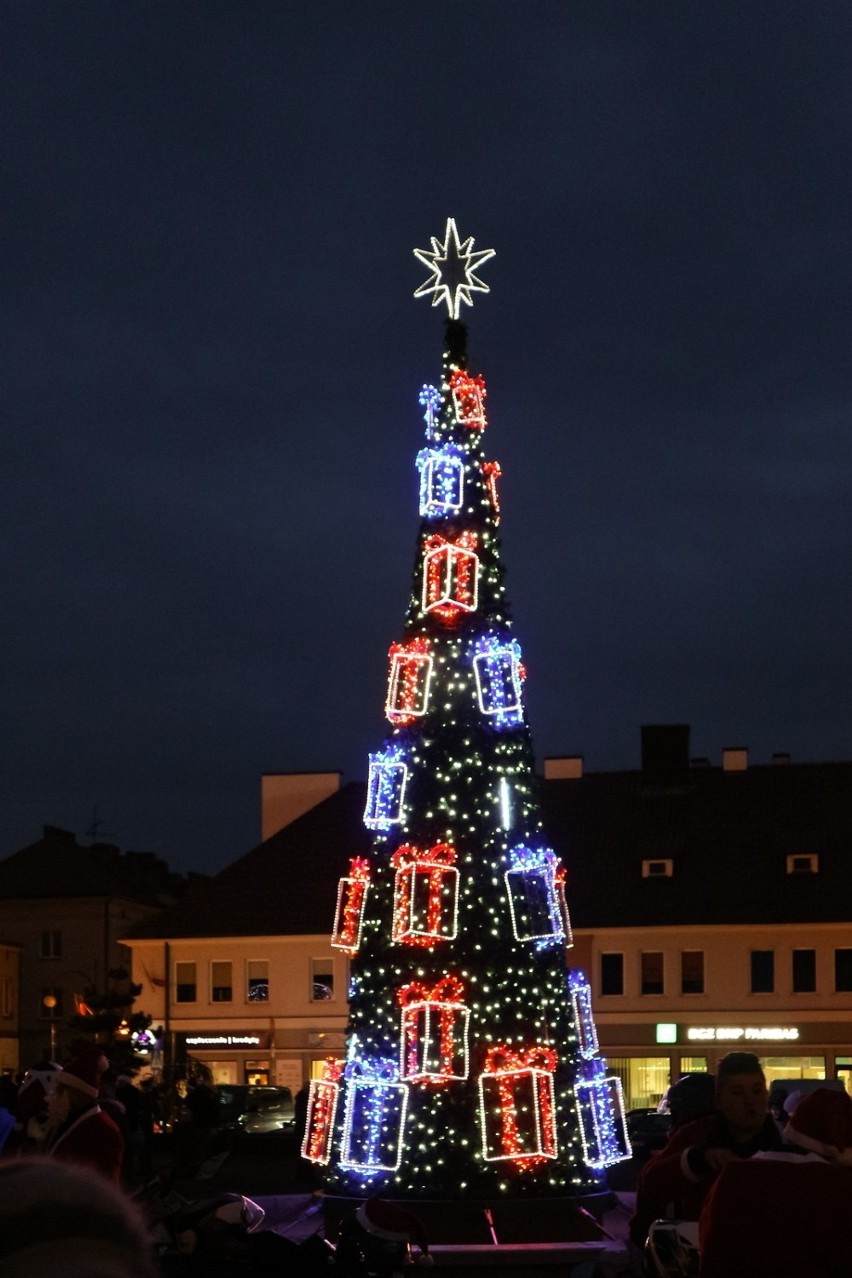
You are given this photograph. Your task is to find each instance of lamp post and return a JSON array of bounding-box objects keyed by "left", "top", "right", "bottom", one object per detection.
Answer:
[{"left": 42, "top": 993, "right": 57, "bottom": 1059}]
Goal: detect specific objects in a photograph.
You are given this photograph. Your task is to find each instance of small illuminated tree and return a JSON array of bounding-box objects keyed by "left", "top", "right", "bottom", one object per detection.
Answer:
[{"left": 310, "top": 221, "right": 628, "bottom": 1203}]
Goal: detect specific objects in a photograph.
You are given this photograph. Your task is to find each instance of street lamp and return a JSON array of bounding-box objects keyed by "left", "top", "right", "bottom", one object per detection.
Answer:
[{"left": 42, "top": 993, "right": 57, "bottom": 1059}]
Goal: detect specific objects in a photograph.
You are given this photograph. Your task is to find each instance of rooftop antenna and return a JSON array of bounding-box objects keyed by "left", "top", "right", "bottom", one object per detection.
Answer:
[{"left": 84, "top": 804, "right": 115, "bottom": 844}]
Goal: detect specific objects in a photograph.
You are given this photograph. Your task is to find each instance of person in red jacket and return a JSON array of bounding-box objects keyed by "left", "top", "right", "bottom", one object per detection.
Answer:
[
  {"left": 699, "top": 1087, "right": 852, "bottom": 1277},
  {"left": 629, "top": 1051, "right": 782, "bottom": 1248},
  {"left": 43, "top": 1046, "right": 124, "bottom": 1183}
]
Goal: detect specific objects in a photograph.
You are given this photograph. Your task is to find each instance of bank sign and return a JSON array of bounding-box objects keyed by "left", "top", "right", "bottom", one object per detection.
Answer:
[{"left": 656, "top": 1023, "right": 800, "bottom": 1044}]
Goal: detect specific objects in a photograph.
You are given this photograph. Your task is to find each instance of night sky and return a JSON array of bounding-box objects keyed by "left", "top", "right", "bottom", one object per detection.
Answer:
[{"left": 5, "top": 4, "right": 852, "bottom": 875}]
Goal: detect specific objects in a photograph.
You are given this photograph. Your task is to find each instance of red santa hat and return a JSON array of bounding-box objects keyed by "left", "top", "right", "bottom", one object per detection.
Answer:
[
  {"left": 55, "top": 1046, "right": 110, "bottom": 1099},
  {"left": 356, "top": 1196, "right": 430, "bottom": 1260},
  {"left": 785, "top": 1088, "right": 852, "bottom": 1164}
]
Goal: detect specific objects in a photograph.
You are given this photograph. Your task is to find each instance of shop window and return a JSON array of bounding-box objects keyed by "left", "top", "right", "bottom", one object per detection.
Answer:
[
  {"left": 211, "top": 961, "right": 232, "bottom": 1003},
  {"left": 40, "top": 987, "right": 63, "bottom": 1019},
  {"left": 600, "top": 952, "right": 623, "bottom": 996},
  {"left": 40, "top": 930, "right": 61, "bottom": 959},
  {"left": 247, "top": 961, "right": 269, "bottom": 1002},
  {"left": 641, "top": 952, "right": 664, "bottom": 996},
  {"left": 606, "top": 1055, "right": 670, "bottom": 1111},
  {"left": 835, "top": 949, "right": 852, "bottom": 993},
  {"left": 751, "top": 950, "right": 775, "bottom": 994},
  {"left": 175, "top": 962, "right": 197, "bottom": 1003},
  {"left": 681, "top": 950, "right": 704, "bottom": 995},
  {"left": 311, "top": 959, "right": 334, "bottom": 1001},
  {"left": 792, "top": 949, "right": 816, "bottom": 994}
]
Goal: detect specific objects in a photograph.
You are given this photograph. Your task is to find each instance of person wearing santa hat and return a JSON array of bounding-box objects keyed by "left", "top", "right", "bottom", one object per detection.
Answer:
[
  {"left": 699, "top": 1087, "right": 852, "bottom": 1277},
  {"left": 334, "top": 1195, "right": 432, "bottom": 1275},
  {"left": 43, "top": 1046, "right": 124, "bottom": 1184}
]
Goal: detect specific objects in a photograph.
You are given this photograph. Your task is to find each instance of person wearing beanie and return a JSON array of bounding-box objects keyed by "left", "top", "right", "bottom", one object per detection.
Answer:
[
  {"left": 699, "top": 1087, "right": 852, "bottom": 1277},
  {"left": 43, "top": 1046, "right": 124, "bottom": 1183},
  {"left": 629, "top": 1053, "right": 782, "bottom": 1249},
  {"left": 0, "top": 1158, "right": 157, "bottom": 1278}
]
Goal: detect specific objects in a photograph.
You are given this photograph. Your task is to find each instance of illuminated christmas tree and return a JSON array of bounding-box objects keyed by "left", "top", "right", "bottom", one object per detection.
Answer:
[{"left": 307, "top": 220, "right": 628, "bottom": 1206}]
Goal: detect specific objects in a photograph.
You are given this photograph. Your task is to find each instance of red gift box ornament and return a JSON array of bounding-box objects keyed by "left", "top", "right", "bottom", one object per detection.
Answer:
[
  {"left": 449, "top": 368, "right": 487, "bottom": 430},
  {"left": 421, "top": 531, "right": 479, "bottom": 622},
  {"left": 331, "top": 858, "right": 371, "bottom": 955},
  {"left": 391, "top": 843, "right": 459, "bottom": 947},
  {"left": 478, "top": 1043, "right": 559, "bottom": 1167},
  {"left": 397, "top": 975, "right": 471, "bottom": 1083},
  {"left": 301, "top": 1057, "right": 343, "bottom": 1165},
  {"left": 386, "top": 637, "right": 433, "bottom": 725}
]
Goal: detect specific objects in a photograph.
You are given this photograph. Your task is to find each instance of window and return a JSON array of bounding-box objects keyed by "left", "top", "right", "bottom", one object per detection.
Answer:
[
  {"left": 311, "top": 959, "right": 334, "bottom": 1001},
  {"left": 211, "top": 961, "right": 232, "bottom": 1003},
  {"left": 0, "top": 976, "right": 12, "bottom": 1018},
  {"left": 600, "top": 952, "right": 624, "bottom": 996},
  {"left": 40, "top": 987, "right": 63, "bottom": 1018},
  {"left": 835, "top": 949, "right": 852, "bottom": 993},
  {"left": 642, "top": 859, "right": 673, "bottom": 878},
  {"left": 247, "top": 961, "right": 269, "bottom": 1002},
  {"left": 792, "top": 949, "right": 816, "bottom": 994},
  {"left": 175, "top": 962, "right": 197, "bottom": 1003},
  {"left": 681, "top": 950, "right": 705, "bottom": 995},
  {"left": 641, "top": 951, "right": 664, "bottom": 995},
  {"left": 751, "top": 950, "right": 775, "bottom": 994},
  {"left": 786, "top": 854, "right": 818, "bottom": 874},
  {"left": 40, "top": 930, "right": 61, "bottom": 959}
]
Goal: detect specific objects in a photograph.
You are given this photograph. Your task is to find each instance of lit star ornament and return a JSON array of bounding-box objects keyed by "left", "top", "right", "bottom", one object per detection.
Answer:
[{"left": 414, "top": 218, "right": 496, "bottom": 319}]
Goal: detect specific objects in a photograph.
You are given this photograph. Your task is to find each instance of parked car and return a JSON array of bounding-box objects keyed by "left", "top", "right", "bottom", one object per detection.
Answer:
[
  {"left": 625, "top": 1107, "right": 672, "bottom": 1161},
  {"left": 215, "top": 1084, "right": 295, "bottom": 1135}
]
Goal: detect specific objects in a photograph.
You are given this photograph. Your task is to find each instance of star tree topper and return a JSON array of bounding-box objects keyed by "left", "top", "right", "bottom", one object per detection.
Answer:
[{"left": 414, "top": 218, "right": 496, "bottom": 319}]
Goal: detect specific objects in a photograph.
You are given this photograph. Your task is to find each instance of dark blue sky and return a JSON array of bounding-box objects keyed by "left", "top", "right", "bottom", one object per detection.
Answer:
[{"left": 4, "top": 3, "right": 852, "bottom": 874}]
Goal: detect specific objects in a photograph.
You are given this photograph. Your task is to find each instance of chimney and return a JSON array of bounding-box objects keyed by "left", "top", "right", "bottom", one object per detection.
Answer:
[
  {"left": 641, "top": 724, "right": 691, "bottom": 786},
  {"left": 722, "top": 747, "right": 748, "bottom": 773},
  {"left": 544, "top": 756, "right": 584, "bottom": 780},
  {"left": 261, "top": 771, "right": 342, "bottom": 841}
]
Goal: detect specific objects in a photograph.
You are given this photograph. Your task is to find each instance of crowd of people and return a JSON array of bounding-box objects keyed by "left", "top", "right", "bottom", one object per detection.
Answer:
[
  {"left": 3, "top": 1045, "right": 852, "bottom": 1275},
  {"left": 628, "top": 1051, "right": 852, "bottom": 1276}
]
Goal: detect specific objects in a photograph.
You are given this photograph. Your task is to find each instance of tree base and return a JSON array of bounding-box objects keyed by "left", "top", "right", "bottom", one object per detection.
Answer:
[{"left": 322, "top": 1190, "right": 615, "bottom": 1246}]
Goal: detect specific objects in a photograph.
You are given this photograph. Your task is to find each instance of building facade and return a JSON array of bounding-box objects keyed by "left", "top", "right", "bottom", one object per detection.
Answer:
[{"left": 123, "top": 735, "right": 852, "bottom": 1109}]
